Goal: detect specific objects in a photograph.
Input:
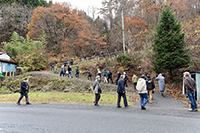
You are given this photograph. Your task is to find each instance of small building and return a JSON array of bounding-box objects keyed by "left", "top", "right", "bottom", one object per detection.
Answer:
[
  {"left": 182, "top": 71, "right": 200, "bottom": 101},
  {"left": 0, "top": 53, "right": 17, "bottom": 75}
]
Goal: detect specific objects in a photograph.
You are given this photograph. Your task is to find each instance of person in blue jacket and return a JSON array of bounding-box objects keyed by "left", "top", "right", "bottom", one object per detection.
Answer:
[
  {"left": 17, "top": 78, "right": 31, "bottom": 105},
  {"left": 117, "top": 75, "right": 129, "bottom": 108},
  {"left": 51, "top": 61, "right": 54, "bottom": 71}
]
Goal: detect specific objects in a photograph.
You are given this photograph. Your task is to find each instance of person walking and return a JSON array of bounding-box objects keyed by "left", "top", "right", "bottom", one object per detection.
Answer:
[
  {"left": 123, "top": 72, "right": 128, "bottom": 87},
  {"left": 97, "top": 69, "right": 101, "bottom": 82},
  {"left": 132, "top": 74, "right": 138, "bottom": 90},
  {"left": 107, "top": 70, "right": 113, "bottom": 84},
  {"left": 60, "top": 65, "right": 66, "bottom": 77},
  {"left": 117, "top": 75, "right": 129, "bottom": 108},
  {"left": 70, "top": 58, "right": 74, "bottom": 66},
  {"left": 93, "top": 76, "right": 102, "bottom": 106},
  {"left": 156, "top": 73, "right": 165, "bottom": 97},
  {"left": 103, "top": 69, "right": 108, "bottom": 83},
  {"left": 88, "top": 70, "right": 92, "bottom": 81},
  {"left": 68, "top": 65, "right": 73, "bottom": 78},
  {"left": 184, "top": 72, "right": 198, "bottom": 112},
  {"left": 51, "top": 61, "right": 54, "bottom": 71},
  {"left": 17, "top": 78, "right": 31, "bottom": 105},
  {"left": 146, "top": 75, "right": 155, "bottom": 103},
  {"left": 75, "top": 67, "right": 79, "bottom": 79},
  {"left": 64, "top": 59, "right": 67, "bottom": 67},
  {"left": 116, "top": 71, "right": 121, "bottom": 85},
  {"left": 136, "top": 75, "right": 149, "bottom": 110},
  {"left": 84, "top": 54, "right": 88, "bottom": 62}
]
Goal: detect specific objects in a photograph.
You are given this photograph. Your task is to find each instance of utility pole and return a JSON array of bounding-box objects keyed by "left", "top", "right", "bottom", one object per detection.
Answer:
[{"left": 121, "top": 7, "right": 125, "bottom": 53}]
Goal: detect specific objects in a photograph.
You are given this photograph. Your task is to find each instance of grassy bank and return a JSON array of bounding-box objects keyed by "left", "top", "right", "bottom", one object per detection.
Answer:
[{"left": 0, "top": 92, "right": 135, "bottom": 106}]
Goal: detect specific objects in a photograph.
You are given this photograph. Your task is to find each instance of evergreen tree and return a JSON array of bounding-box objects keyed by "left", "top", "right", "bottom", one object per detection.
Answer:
[
  {"left": 0, "top": 0, "right": 51, "bottom": 7},
  {"left": 152, "top": 5, "right": 190, "bottom": 79}
]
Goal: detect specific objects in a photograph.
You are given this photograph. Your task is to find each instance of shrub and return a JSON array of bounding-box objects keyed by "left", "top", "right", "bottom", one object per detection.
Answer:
[
  {"left": 3, "top": 32, "right": 48, "bottom": 71},
  {"left": 116, "top": 52, "right": 139, "bottom": 67}
]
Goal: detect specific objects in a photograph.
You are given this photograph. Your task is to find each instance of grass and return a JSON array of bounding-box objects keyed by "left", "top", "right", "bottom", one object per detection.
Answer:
[{"left": 0, "top": 92, "right": 135, "bottom": 106}]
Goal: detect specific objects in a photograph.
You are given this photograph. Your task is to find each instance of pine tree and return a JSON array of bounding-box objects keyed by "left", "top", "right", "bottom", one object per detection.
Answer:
[{"left": 152, "top": 5, "right": 190, "bottom": 79}]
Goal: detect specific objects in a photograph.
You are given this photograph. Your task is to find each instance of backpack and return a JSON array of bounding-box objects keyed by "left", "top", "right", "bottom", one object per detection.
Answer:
[
  {"left": 89, "top": 71, "right": 92, "bottom": 76},
  {"left": 124, "top": 74, "right": 128, "bottom": 80}
]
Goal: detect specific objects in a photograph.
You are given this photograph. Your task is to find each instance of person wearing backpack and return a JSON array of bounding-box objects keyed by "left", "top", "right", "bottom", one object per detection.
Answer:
[
  {"left": 103, "top": 69, "right": 108, "bottom": 83},
  {"left": 64, "top": 59, "right": 67, "bottom": 67},
  {"left": 51, "top": 61, "right": 54, "bottom": 71},
  {"left": 107, "top": 70, "right": 113, "bottom": 84},
  {"left": 146, "top": 75, "right": 155, "bottom": 103},
  {"left": 88, "top": 70, "right": 92, "bottom": 81},
  {"left": 75, "top": 67, "right": 79, "bottom": 79},
  {"left": 116, "top": 71, "right": 121, "bottom": 85},
  {"left": 123, "top": 72, "right": 128, "bottom": 87}
]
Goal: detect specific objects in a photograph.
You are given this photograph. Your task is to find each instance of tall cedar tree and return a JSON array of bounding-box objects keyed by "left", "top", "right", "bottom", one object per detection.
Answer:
[{"left": 152, "top": 5, "right": 190, "bottom": 79}]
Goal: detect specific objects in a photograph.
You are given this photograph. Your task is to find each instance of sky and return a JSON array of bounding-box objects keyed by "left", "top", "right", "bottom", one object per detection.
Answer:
[{"left": 47, "top": 0, "right": 103, "bottom": 12}]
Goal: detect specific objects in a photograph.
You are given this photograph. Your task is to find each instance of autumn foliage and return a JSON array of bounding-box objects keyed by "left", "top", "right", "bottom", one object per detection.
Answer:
[{"left": 27, "top": 3, "right": 105, "bottom": 57}]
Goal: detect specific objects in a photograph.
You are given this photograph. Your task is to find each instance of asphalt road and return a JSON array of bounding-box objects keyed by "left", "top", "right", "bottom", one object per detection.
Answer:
[{"left": 0, "top": 103, "right": 200, "bottom": 133}]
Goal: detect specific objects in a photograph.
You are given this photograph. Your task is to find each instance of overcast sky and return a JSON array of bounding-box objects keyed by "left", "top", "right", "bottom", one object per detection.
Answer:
[{"left": 47, "top": 0, "right": 103, "bottom": 11}]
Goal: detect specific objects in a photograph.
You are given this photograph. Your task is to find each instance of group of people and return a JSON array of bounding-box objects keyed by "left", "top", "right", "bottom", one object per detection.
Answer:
[
  {"left": 60, "top": 65, "right": 73, "bottom": 78},
  {"left": 16, "top": 71, "right": 198, "bottom": 112},
  {"left": 93, "top": 72, "right": 166, "bottom": 110}
]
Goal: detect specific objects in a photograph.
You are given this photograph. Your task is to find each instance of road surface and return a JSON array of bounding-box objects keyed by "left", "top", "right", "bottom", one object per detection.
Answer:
[{"left": 0, "top": 103, "right": 200, "bottom": 133}]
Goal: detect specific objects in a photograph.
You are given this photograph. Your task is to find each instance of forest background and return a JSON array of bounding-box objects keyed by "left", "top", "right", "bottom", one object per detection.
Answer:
[{"left": 0, "top": 0, "right": 200, "bottom": 77}]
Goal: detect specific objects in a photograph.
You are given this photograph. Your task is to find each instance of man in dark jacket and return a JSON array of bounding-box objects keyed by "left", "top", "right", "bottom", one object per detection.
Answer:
[
  {"left": 184, "top": 72, "right": 198, "bottom": 112},
  {"left": 116, "top": 71, "right": 121, "bottom": 85},
  {"left": 88, "top": 70, "right": 92, "bottom": 81},
  {"left": 68, "top": 65, "right": 73, "bottom": 78},
  {"left": 75, "top": 67, "right": 79, "bottom": 79},
  {"left": 17, "top": 78, "right": 30, "bottom": 105},
  {"left": 107, "top": 70, "right": 113, "bottom": 84},
  {"left": 51, "top": 61, "right": 54, "bottom": 71},
  {"left": 70, "top": 58, "right": 74, "bottom": 65},
  {"left": 117, "top": 75, "right": 129, "bottom": 108},
  {"left": 124, "top": 72, "right": 128, "bottom": 87},
  {"left": 146, "top": 75, "right": 155, "bottom": 103}
]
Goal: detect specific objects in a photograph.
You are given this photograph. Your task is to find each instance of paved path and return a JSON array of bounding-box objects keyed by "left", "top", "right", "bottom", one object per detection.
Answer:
[
  {"left": 135, "top": 91, "right": 188, "bottom": 109},
  {"left": 0, "top": 103, "right": 200, "bottom": 133}
]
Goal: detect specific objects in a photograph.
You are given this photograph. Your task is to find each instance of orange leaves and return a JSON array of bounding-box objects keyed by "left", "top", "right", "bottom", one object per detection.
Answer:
[{"left": 125, "top": 15, "right": 148, "bottom": 31}]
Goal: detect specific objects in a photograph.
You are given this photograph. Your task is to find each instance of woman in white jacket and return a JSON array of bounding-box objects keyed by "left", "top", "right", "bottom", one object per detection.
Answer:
[{"left": 136, "top": 75, "right": 149, "bottom": 110}]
